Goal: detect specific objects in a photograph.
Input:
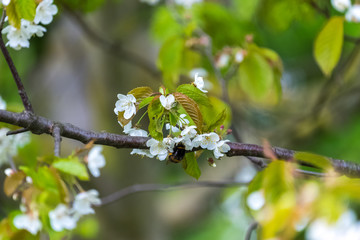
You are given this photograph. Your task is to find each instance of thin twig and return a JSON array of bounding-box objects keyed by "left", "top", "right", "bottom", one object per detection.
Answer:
[
  {"left": 0, "top": 10, "right": 34, "bottom": 113},
  {"left": 0, "top": 109, "right": 360, "bottom": 177},
  {"left": 62, "top": 4, "right": 161, "bottom": 79},
  {"left": 52, "top": 124, "right": 62, "bottom": 157},
  {"left": 245, "top": 222, "right": 258, "bottom": 240},
  {"left": 100, "top": 181, "right": 249, "bottom": 206},
  {"left": 6, "top": 128, "right": 30, "bottom": 136}
]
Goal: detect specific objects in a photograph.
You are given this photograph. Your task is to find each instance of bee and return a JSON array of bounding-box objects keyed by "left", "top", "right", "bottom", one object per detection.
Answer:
[{"left": 168, "top": 143, "right": 186, "bottom": 163}]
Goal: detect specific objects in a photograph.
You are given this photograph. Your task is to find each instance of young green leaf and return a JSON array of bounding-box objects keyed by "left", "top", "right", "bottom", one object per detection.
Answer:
[
  {"left": 294, "top": 152, "right": 332, "bottom": 170},
  {"left": 182, "top": 152, "right": 201, "bottom": 179},
  {"left": 6, "top": 1, "right": 21, "bottom": 29},
  {"left": 16, "top": 0, "right": 36, "bottom": 22},
  {"left": 139, "top": 96, "right": 155, "bottom": 110},
  {"left": 176, "top": 84, "right": 211, "bottom": 106},
  {"left": 173, "top": 92, "right": 203, "bottom": 131},
  {"left": 238, "top": 52, "right": 275, "bottom": 103},
  {"left": 148, "top": 97, "right": 164, "bottom": 140},
  {"left": 314, "top": 16, "right": 344, "bottom": 76},
  {"left": 204, "top": 109, "right": 227, "bottom": 132},
  {"left": 53, "top": 157, "right": 89, "bottom": 181}
]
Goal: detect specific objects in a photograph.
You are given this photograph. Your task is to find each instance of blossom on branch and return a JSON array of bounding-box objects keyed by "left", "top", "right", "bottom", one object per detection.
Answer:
[
  {"left": 192, "top": 132, "right": 220, "bottom": 150},
  {"left": 34, "top": 0, "right": 58, "bottom": 25},
  {"left": 2, "top": 20, "right": 46, "bottom": 50},
  {"left": 1, "top": 0, "right": 10, "bottom": 6},
  {"left": 87, "top": 146, "right": 106, "bottom": 178},
  {"left": 146, "top": 138, "right": 169, "bottom": 160},
  {"left": 114, "top": 94, "right": 137, "bottom": 119},
  {"left": 193, "top": 73, "right": 208, "bottom": 93},
  {"left": 160, "top": 94, "right": 176, "bottom": 110},
  {"left": 345, "top": 5, "right": 360, "bottom": 22},
  {"left": 331, "top": 0, "right": 351, "bottom": 12},
  {"left": 13, "top": 212, "right": 42, "bottom": 235},
  {"left": 49, "top": 204, "right": 77, "bottom": 232},
  {"left": 213, "top": 140, "right": 230, "bottom": 159},
  {"left": 73, "top": 190, "right": 101, "bottom": 217}
]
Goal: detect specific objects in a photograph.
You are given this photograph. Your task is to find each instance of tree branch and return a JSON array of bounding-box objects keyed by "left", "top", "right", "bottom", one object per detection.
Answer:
[
  {"left": 100, "top": 181, "right": 249, "bottom": 206},
  {"left": 0, "top": 10, "right": 34, "bottom": 113},
  {"left": 245, "top": 222, "right": 258, "bottom": 240},
  {"left": 1, "top": 109, "right": 360, "bottom": 177}
]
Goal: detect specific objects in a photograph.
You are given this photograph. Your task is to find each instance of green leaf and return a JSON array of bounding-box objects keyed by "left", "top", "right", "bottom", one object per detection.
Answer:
[
  {"left": 176, "top": 84, "right": 211, "bottom": 106},
  {"left": 6, "top": 1, "right": 21, "bottom": 28},
  {"left": 314, "top": 16, "right": 344, "bottom": 76},
  {"left": 182, "top": 152, "right": 201, "bottom": 179},
  {"left": 157, "top": 36, "right": 184, "bottom": 90},
  {"left": 53, "top": 157, "right": 89, "bottom": 181},
  {"left": 128, "top": 87, "right": 153, "bottom": 104},
  {"left": 148, "top": 97, "right": 164, "bottom": 140},
  {"left": 204, "top": 109, "right": 227, "bottom": 132},
  {"left": 151, "top": 6, "right": 182, "bottom": 42},
  {"left": 294, "top": 152, "right": 332, "bottom": 170},
  {"left": 238, "top": 51, "right": 275, "bottom": 103},
  {"left": 173, "top": 92, "right": 203, "bottom": 131},
  {"left": 139, "top": 96, "right": 155, "bottom": 110},
  {"left": 201, "top": 97, "right": 232, "bottom": 130},
  {"left": 16, "top": 0, "right": 36, "bottom": 21}
]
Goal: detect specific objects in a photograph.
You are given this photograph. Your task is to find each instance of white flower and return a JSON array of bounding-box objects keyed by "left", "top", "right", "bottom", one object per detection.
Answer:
[
  {"left": 140, "top": 0, "right": 160, "bottom": 5},
  {"left": 0, "top": 128, "right": 30, "bottom": 166},
  {"left": 146, "top": 138, "right": 168, "bottom": 160},
  {"left": 87, "top": 146, "right": 106, "bottom": 178},
  {"left": 346, "top": 5, "right": 360, "bottom": 22},
  {"left": 2, "top": 0, "right": 10, "bottom": 6},
  {"left": 306, "top": 211, "right": 360, "bottom": 240},
  {"left": 123, "top": 122, "right": 148, "bottom": 137},
  {"left": 159, "top": 94, "right": 176, "bottom": 110},
  {"left": 114, "top": 94, "right": 137, "bottom": 119},
  {"left": 174, "top": 0, "right": 202, "bottom": 8},
  {"left": 73, "top": 190, "right": 101, "bottom": 216},
  {"left": 26, "top": 176, "right": 33, "bottom": 184},
  {"left": 49, "top": 204, "right": 77, "bottom": 232},
  {"left": 0, "top": 96, "right": 6, "bottom": 110},
  {"left": 166, "top": 123, "right": 180, "bottom": 133},
  {"left": 235, "top": 50, "right": 244, "bottom": 63},
  {"left": 34, "top": 0, "right": 58, "bottom": 25},
  {"left": 2, "top": 20, "right": 46, "bottom": 50},
  {"left": 246, "top": 190, "right": 265, "bottom": 211},
  {"left": 4, "top": 168, "right": 14, "bottom": 176},
  {"left": 181, "top": 126, "right": 197, "bottom": 139},
  {"left": 193, "top": 73, "right": 208, "bottom": 93},
  {"left": 192, "top": 132, "right": 219, "bottom": 150},
  {"left": 213, "top": 140, "right": 230, "bottom": 159},
  {"left": 331, "top": 0, "right": 351, "bottom": 12},
  {"left": 130, "top": 148, "right": 154, "bottom": 158},
  {"left": 216, "top": 53, "right": 230, "bottom": 68},
  {"left": 13, "top": 212, "right": 42, "bottom": 235}
]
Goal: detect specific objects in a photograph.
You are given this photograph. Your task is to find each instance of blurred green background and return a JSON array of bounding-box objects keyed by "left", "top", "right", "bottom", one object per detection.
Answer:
[{"left": 1, "top": 0, "right": 360, "bottom": 239}]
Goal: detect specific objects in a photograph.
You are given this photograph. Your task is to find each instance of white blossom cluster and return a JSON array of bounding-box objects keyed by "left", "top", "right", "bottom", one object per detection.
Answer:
[
  {"left": 0, "top": 96, "right": 30, "bottom": 166},
  {"left": 1, "top": 0, "right": 58, "bottom": 50},
  {"left": 114, "top": 73, "right": 230, "bottom": 162},
  {"left": 331, "top": 0, "right": 360, "bottom": 22},
  {"left": 86, "top": 145, "right": 106, "bottom": 178},
  {"left": 13, "top": 189, "right": 101, "bottom": 234},
  {"left": 306, "top": 210, "right": 360, "bottom": 240},
  {"left": 0, "top": 128, "right": 30, "bottom": 166}
]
